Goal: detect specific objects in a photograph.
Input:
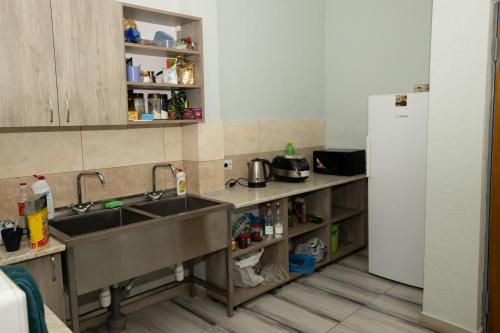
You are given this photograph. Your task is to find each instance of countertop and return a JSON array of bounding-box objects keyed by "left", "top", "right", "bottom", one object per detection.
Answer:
[
  {"left": 0, "top": 237, "right": 65, "bottom": 266},
  {"left": 203, "top": 173, "right": 366, "bottom": 209},
  {"left": 45, "top": 305, "right": 72, "bottom": 333}
]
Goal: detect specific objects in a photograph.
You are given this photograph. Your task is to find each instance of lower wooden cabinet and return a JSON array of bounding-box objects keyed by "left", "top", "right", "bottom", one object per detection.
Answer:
[{"left": 16, "top": 253, "right": 66, "bottom": 321}]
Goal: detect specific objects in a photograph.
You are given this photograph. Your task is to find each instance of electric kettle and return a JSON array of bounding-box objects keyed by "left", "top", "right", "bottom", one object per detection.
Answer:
[{"left": 247, "top": 158, "right": 272, "bottom": 188}]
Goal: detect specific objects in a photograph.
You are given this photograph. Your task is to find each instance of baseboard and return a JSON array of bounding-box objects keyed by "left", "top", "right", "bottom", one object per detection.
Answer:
[{"left": 421, "top": 312, "right": 483, "bottom": 333}]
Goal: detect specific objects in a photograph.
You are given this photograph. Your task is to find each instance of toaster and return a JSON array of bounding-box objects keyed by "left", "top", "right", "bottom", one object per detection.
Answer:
[
  {"left": 313, "top": 149, "right": 365, "bottom": 176},
  {"left": 271, "top": 155, "right": 310, "bottom": 182}
]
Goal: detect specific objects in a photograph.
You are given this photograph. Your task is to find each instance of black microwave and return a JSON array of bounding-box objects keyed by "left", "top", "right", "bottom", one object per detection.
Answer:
[{"left": 313, "top": 149, "right": 366, "bottom": 176}]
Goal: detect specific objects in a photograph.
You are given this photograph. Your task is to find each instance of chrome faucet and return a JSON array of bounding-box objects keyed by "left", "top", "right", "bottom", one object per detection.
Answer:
[
  {"left": 70, "top": 172, "right": 105, "bottom": 214},
  {"left": 146, "top": 163, "right": 176, "bottom": 201}
]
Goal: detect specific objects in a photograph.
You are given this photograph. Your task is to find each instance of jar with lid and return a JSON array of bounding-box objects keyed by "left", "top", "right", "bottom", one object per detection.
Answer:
[
  {"left": 147, "top": 93, "right": 162, "bottom": 120},
  {"left": 132, "top": 93, "right": 145, "bottom": 116},
  {"left": 251, "top": 223, "right": 263, "bottom": 242},
  {"left": 237, "top": 233, "right": 251, "bottom": 249}
]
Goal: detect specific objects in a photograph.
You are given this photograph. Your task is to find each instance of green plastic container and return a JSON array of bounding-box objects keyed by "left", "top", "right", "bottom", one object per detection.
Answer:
[
  {"left": 330, "top": 224, "right": 339, "bottom": 253},
  {"left": 284, "top": 142, "right": 296, "bottom": 155}
]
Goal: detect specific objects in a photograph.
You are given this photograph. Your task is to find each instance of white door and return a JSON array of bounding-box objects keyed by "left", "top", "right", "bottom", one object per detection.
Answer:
[{"left": 367, "top": 92, "right": 428, "bottom": 287}]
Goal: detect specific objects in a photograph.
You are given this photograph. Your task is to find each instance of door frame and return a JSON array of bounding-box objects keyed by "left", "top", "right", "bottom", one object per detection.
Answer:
[{"left": 485, "top": 2, "right": 500, "bottom": 332}]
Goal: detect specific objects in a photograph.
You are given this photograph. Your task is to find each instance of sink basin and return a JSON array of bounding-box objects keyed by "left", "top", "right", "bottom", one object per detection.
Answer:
[
  {"left": 131, "top": 195, "right": 220, "bottom": 217},
  {"left": 49, "top": 208, "right": 152, "bottom": 237}
]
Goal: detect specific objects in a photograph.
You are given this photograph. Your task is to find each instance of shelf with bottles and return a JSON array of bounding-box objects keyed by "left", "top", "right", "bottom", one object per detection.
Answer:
[
  {"left": 121, "top": 3, "right": 205, "bottom": 125},
  {"left": 287, "top": 188, "right": 332, "bottom": 238},
  {"left": 231, "top": 199, "right": 287, "bottom": 257},
  {"left": 127, "top": 89, "right": 203, "bottom": 124}
]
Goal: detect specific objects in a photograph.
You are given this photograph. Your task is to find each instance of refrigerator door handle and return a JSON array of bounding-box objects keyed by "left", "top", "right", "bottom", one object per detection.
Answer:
[{"left": 366, "top": 136, "right": 371, "bottom": 177}]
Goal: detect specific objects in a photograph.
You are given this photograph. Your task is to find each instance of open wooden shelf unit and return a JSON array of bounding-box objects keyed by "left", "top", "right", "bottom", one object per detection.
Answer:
[
  {"left": 122, "top": 3, "right": 205, "bottom": 125},
  {"left": 205, "top": 178, "right": 368, "bottom": 316}
]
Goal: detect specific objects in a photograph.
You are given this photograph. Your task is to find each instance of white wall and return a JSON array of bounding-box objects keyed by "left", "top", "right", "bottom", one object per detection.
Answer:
[
  {"left": 217, "top": 0, "right": 325, "bottom": 121},
  {"left": 422, "top": 0, "right": 493, "bottom": 332},
  {"left": 323, "top": 0, "right": 432, "bottom": 148}
]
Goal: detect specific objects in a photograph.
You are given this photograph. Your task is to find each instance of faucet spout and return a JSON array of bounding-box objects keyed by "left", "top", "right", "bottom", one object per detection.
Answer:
[
  {"left": 71, "top": 171, "right": 106, "bottom": 214},
  {"left": 147, "top": 163, "right": 177, "bottom": 200}
]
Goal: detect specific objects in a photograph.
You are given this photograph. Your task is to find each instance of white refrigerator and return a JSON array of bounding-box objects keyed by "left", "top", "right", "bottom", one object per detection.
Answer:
[{"left": 367, "top": 92, "right": 428, "bottom": 288}]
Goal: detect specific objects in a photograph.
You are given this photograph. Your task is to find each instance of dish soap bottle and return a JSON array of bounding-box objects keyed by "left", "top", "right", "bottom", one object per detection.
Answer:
[
  {"left": 284, "top": 142, "right": 296, "bottom": 155},
  {"left": 176, "top": 168, "right": 186, "bottom": 196},
  {"left": 31, "top": 175, "right": 55, "bottom": 220}
]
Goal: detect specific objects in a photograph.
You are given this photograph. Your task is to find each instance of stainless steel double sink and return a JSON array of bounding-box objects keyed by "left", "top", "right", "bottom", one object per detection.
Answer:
[{"left": 49, "top": 195, "right": 230, "bottom": 296}]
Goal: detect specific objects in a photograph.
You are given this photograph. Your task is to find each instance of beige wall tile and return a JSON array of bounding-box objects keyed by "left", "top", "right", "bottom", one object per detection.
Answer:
[
  {"left": 182, "top": 124, "right": 199, "bottom": 161},
  {"left": 259, "top": 119, "right": 325, "bottom": 152},
  {"left": 164, "top": 126, "right": 183, "bottom": 162},
  {"left": 223, "top": 121, "right": 260, "bottom": 156},
  {"left": 224, "top": 153, "right": 259, "bottom": 181},
  {"left": 83, "top": 162, "right": 182, "bottom": 202},
  {"left": 0, "top": 129, "right": 83, "bottom": 179},
  {"left": 198, "top": 160, "right": 225, "bottom": 194},
  {"left": 183, "top": 160, "right": 200, "bottom": 194},
  {"left": 81, "top": 127, "right": 164, "bottom": 169},
  {"left": 0, "top": 172, "right": 80, "bottom": 218},
  {"left": 198, "top": 123, "right": 224, "bottom": 161}
]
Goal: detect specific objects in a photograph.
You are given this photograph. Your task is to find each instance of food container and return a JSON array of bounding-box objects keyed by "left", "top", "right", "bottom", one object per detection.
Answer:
[
  {"left": 251, "top": 224, "right": 263, "bottom": 242},
  {"left": 237, "top": 233, "right": 251, "bottom": 249},
  {"left": 25, "top": 194, "right": 49, "bottom": 249},
  {"left": 183, "top": 107, "right": 203, "bottom": 120},
  {"left": 147, "top": 93, "right": 162, "bottom": 119},
  {"left": 132, "top": 93, "right": 145, "bottom": 117}
]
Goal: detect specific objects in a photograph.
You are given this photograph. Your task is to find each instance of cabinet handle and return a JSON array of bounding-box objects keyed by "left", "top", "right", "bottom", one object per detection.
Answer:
[
  {"left": 65, "top": 96, "right": 70, "bottom": 123},
  {"left": 51, "top": 255, "right": 57, "bottom": 282},
  {"left": 48, "top": 97, "right": 53, "bottom": 123}
]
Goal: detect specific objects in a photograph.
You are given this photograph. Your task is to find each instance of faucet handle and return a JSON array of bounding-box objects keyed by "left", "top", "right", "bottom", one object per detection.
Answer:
[
  {"left": 69, "top": 201, "right": 95, "bottom": 214},
  {"left": 145, "top": 191, "right": 165, "bottom": 201}
]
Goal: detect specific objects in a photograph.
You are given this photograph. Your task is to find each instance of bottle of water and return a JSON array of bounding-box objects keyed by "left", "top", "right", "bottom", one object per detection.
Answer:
[
  {"left": 274, "top": 202, "right": 283, "bottom": 239},
  {"left": 265, "top": 203, "right": 274, "bottom": 240}
]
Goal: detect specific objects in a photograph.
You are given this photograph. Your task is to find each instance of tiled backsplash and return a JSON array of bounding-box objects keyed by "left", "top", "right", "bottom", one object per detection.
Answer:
[{"left": 0, "top": 119, "right": 325, "bottom": 218}]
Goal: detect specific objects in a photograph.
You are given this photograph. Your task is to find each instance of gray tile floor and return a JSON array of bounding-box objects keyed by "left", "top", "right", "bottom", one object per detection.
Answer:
[{"left": 87, "top": 250, "right": 435, "bottom": 333}]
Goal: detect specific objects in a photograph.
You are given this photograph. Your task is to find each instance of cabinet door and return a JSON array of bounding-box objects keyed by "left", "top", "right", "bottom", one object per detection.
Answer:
[
  {"left": 0, "top": 0, "right": 60, "bottom": 127},
  {"left": 51, "top": 0, "right": 127, "bottom": 126},
  {"left": 17, "top": 254, "right": 66, "bottom": 321}
]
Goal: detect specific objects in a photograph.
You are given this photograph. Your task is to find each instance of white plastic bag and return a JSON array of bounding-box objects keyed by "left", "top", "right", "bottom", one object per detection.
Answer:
[
  {"left": 234, "top": 249, "right": 265, "bottom": 288},
  {"left": 234, "top": 249, "right": 264, "bottom": 269},
  {"left": 294, "top": 238, "right": 326, "bottom": 262}
]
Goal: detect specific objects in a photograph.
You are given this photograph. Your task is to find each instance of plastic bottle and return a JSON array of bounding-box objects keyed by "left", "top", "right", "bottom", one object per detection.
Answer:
[
  {"left": 17, "top": 182, "right": 32, "bottom": 229},
  {"left": 284, "top": 142, "right": 296, "bottom": 155},
  {"left": 174, "top": 263, "right": 184, "bottom": 281},
  {"left": 274, "top": 202, "right": 283, "bottom": 239},
  {"left": 176, "top": 168, "right": 186, "bottom": 196},
  {"left": 265, "top": 202, "right": 274, "bottom": 240},
  {"left": 31, "top": 175, "right": 55, "bottom": 220}
]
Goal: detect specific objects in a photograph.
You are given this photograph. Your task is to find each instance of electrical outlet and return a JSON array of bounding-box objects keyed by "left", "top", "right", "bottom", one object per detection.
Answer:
[{"left": 224, "top": 160, "right": 233, "bottom": 171}]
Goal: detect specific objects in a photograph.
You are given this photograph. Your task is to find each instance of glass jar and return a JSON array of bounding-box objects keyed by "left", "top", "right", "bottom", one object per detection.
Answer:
[
  {"left": 132, "top": 93, "right": 145, "bottom": 116},
  {"left": 251, "top": 223, "right": 263, "bottom": 242},
  {"left": 237, "top": 233, "right": 251, "bottom": 249},
  {"left": 147, "top": 93, "right": 162, "bottom": 119}
]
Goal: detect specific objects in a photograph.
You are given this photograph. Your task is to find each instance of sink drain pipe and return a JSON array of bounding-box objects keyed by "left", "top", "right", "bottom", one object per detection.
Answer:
[{"left": 106, "top": 279, "right": 135, "bottom": 333}]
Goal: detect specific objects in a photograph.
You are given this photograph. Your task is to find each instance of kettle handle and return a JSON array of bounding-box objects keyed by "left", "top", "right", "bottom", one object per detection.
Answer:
[{"left": 262, "top": 159, "right": 273, "bottom": 182}]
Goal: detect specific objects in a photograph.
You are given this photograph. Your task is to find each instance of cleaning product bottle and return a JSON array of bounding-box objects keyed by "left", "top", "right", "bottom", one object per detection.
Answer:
[
  {"left": 176, "top": 168, "right": 186, "bottom": 196},
  {"left": 17, "top": 182, "right": 32, "bottom": 229},
  {"left": 284, "top": 142, "right": 296, "bottom": 155},
  {"left": 31, "top": 175, "right": 55, "bottom": 220}
]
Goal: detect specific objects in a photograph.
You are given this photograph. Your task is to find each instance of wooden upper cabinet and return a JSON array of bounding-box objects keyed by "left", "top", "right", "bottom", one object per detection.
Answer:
[
  {"left": 0, "top": 0, "right": 60, "bottom": 127},
  {"left": 51, "top": 0, "right": 127, "bottom": 126}
]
